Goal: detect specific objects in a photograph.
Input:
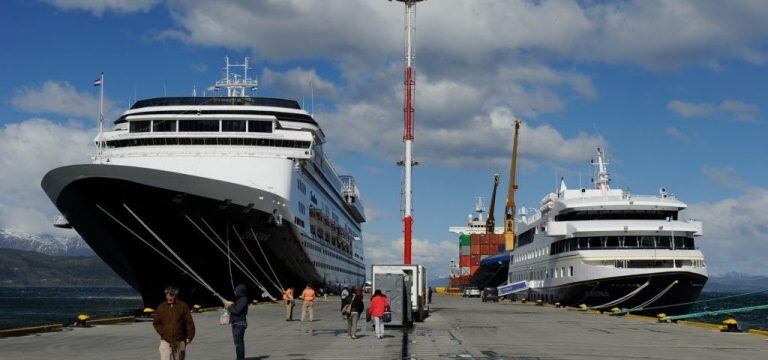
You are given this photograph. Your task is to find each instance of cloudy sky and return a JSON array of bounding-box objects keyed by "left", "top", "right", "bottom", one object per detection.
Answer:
[{"left": 1, "top": 0, "right": 767, "bottom": 278}]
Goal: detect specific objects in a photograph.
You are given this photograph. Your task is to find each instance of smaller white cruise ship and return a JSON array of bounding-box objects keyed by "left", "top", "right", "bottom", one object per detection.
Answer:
[{"left": 507, "top": 148, "right": 707, "bottom": 314}]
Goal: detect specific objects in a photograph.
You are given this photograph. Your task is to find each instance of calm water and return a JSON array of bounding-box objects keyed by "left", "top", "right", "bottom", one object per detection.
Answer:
[
  {"left": 690, "top": 292, "right": 768, "bottom": 331},
  {"left": 0, "top": 286, "right": 143, "bottom": 330},
  {"left": 1, "top": 287, "right": 766, "bottom": 331}
]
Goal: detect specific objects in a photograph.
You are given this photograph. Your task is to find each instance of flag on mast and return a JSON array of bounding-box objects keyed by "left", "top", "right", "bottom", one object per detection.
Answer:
[{"left": 93, "top": 74, "right": 103, "bottom": 86}]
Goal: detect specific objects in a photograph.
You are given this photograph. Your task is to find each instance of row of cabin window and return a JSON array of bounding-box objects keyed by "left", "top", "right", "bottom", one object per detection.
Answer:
[
  {"left": 303, "top": 238, "right": 365, "bottom": 271},
  {"left": 105, "top": 137, "right": 311, "bottom": 149},
  {"left": 511, "top": 266, "right": 574, "bottom": 282},
  {"left": 554, "top": 210, "right": 679, "bottom": 221},
  {"left": 129, "top": 120, "right": 273, "bottom": 133},
  {"left": 550, "top": 235, "right": 695, "bottom": 255}
]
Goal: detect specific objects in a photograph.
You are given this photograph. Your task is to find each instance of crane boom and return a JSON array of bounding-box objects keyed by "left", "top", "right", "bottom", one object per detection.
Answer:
[
  {"left": 504, "top": 120, "right": 521, "bottom": 251},
  {"left": 485, "top": 173, "right": 501, "bottom": 233}
]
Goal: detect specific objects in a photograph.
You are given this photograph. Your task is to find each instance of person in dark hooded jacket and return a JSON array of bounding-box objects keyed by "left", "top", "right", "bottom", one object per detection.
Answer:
[{"left": 225, "top": 284, "right": 249, "bottom": 360}]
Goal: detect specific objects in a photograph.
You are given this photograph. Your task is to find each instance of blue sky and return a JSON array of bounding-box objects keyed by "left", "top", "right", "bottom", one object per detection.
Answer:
[{"left": 1, "top": 0, "right": 767, "bottom": 277}]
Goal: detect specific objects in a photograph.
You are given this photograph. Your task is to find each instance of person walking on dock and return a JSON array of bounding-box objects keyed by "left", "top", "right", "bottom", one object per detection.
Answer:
[
  {"left": 225, "top": 284, "right": 249, "bottom": 360},
  {"left": 283, "top": 287, "right": 295, "bottom": 321},
  {"left": 153, "top": 286, "right": 195, "bottom": 360},
  {"left": 428, "top": 287, "right": 433, "bottom": 304},
  {"left": 341, "top": 287, "right": 364, "bottom": 339},
  {"left": 369, "top": 289, "right": 389, "bottom": 339},
  {"left": 300, "top": 284, "right": 316, "bottom": 322}
]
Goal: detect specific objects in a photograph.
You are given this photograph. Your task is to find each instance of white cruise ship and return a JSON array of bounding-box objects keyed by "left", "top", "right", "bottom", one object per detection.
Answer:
[
  {"left": 507, "top": 148, "right": 707, "bottom": 314},
  {"left": 42, "top": 58, "right": 366, "bottom": 306}
]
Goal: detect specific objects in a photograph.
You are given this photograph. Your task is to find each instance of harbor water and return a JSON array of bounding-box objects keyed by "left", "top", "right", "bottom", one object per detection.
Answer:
[{"left": 0, "top": 286, "right": 142, "bottom": 330}]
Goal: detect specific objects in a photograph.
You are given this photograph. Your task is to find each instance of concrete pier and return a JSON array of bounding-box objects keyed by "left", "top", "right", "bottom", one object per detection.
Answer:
[{"left": 1, "top": 295, "right": 766, "bottom": 359}]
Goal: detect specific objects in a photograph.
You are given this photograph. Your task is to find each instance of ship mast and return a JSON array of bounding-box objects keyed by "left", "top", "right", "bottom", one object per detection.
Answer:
[
  {"left": 593, "top": 147, "right": 610, "bottom": 192},
  {"left": 394, "top": 0, "right": 425, "bottom": 265},
  {"left": 504, "top": 120, "right": 521, "bottom": 251},
  {"left": 213, "top": 57, "right": 258, "bottom": 97}
]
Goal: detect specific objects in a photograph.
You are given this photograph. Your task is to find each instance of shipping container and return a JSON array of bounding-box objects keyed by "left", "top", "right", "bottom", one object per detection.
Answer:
[
  {"left": 470, "top": 254, "right": 480, "bottom": 266},
  {"left": 459, "top": 255, "right": 470, "bottom": 267},
  {"left": 481, "top": 254, "right": 489, "bottom": 260},
  {"left": 480, "top": 244, "right": 490, "bottom": 254},
  {"left": 459, "top": 234, "right": 471, "bottom": 246},
  {"left": 460, "top": 246, "right": 470, "bottom": 256},
  {"left": 460, "top": 267, "right": 470, "bottom": 276},
  {"left": 470, "top": 243, "right": 480, "bottom": 255}
]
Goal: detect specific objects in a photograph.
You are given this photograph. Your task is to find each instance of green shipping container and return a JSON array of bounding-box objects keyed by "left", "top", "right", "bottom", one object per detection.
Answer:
[{"left": 459, "top": 235, "right": 471, "bottom": 246}]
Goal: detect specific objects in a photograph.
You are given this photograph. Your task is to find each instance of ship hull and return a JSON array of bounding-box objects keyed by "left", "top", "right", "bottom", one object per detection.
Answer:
[
  {"left": 524, "top": 272, "right": 707, "bottom": 315},
  {"left": 42, "top": 164, "right": 321, "bottom": 307}
]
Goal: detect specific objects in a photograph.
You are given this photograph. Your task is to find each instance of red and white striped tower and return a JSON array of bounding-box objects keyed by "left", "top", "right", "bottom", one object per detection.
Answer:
[{"left": 395, "top": 0, "right": 424, "bottom": 265}]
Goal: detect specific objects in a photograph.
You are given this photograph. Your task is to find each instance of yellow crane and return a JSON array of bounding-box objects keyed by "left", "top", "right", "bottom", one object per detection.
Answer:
[{"left": 504, "top": 120, "right": 521, "bottom": 251}]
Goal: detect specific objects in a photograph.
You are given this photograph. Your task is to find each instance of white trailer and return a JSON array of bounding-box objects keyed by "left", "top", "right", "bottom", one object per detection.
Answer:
[{"left": 371, "top": 264, "right": 427, "bottom": 322}]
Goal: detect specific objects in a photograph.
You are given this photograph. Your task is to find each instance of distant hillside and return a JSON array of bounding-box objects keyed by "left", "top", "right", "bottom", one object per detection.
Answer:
[
  {"left": 0, "top": 228, "right": 93, "bottom": 256},
  {"left": 0, "top": 248, "right": 126, "bottom": 286},
  {"left": 704, "top": 272, "right": 768, "bottom": 293}
]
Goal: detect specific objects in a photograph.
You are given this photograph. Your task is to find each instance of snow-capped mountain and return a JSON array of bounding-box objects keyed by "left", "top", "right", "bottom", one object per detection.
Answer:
[{"left": 0, "top": 228, "right": 93, "bottom": 256}]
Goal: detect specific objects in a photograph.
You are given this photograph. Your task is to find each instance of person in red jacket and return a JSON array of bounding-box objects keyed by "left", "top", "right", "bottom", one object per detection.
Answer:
[{"left": 369, "top": 289, "right": 389, "bottom": 339}]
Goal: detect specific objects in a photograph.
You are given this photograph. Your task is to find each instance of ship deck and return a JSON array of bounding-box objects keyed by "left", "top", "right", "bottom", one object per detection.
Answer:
[{"left": 2, "top": 294, "right": 767, "bottom": 359}]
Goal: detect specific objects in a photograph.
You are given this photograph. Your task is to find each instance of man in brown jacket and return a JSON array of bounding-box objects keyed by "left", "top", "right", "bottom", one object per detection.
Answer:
[{"left": 153, "top": 287, "right": 195, "bottom": 360}]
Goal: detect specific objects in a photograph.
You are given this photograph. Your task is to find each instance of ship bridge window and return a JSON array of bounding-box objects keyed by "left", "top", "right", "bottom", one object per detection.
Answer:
[
  {"left": 517, "top": 228, "right": 535, "bottom": 247},
  {"left": 179, "top": 120, "right": 220, "bottom": 132},
  {"left": 129, "top": 120, "right": 151, "bottom": 133},
  {"left": 153, "top": 120, "right": 177, "bottom": 132},
  {"left": 105, "top": 137, "right": 311, "bottom": 149},
  {"left": 248, "top": 120, "right": 272, "bottom": 133},
  {"left": 222, "top": 120, "right": 247, "bottom": 132},
  {"left": 555, "top": 210, "right": 678, "bottom": 221},
  {"left": 550, "top": 235, "right": 695, "bottom": 255}
]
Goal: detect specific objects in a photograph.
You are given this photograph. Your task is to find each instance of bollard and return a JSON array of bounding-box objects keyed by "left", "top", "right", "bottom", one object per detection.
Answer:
[
  {"left": 192, "top": 305, "right": 202, "bottom": 313},
  {"left": 721, "top": 317, "right": 740, "bottom": 332},
  {"left": 535, "top": 299, "right": 543, "bottom": 306},
  {"left": 142, "top": 308, "right": 155, "bottom": 318},
  {"left": 611, "top": 307, "right": 622, "bottom": 314},
  {"left": 578, "top": 304, "right": 588, "bottom": 311},
  {"left": 75, "top": 314, "right": 91, "bottom": 327},
  {"left": 656, "top": 313, "right": 668, "bottom": 322},
  {"left": 554, "top": 302, "right": 561, "bottom": 308}
]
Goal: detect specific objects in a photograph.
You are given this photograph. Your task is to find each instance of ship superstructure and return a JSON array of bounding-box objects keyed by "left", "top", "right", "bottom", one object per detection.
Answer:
[
  {"left": 507, "top": 148, "right": 706, "bottom": 314},
  {"left": 42, "top": 58, "right": 366, "bottom": 305}
]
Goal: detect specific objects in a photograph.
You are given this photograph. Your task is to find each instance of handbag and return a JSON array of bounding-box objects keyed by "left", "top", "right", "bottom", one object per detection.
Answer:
[
  {"left": 365, "top": 309, "right": 372, "bottom": 322},
  {"left": 382, "top": 306, "right": 392, "bottom": 323},
  {"left": 341, "top": 295, "right": 355, "bottom": 315},
  {"left": 219, "top": 309, "right": 230, "bottom": 325},
  {"left": 382, "top": 311, "right": 392, "bottom": 323}
]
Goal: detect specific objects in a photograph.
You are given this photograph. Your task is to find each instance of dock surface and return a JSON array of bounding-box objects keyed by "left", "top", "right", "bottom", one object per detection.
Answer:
[{"left": 1, "top": 294, "right": 766, "bottom": 359}]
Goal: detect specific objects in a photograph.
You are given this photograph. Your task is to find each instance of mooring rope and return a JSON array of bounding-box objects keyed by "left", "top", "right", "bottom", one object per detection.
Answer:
[
  {"left": 250, "top": 228, "right": 284, "bottom": 292},
  {"left": 183, "top": 214, "right": 270, "bottom": 296},
  {"left": 230, "top": 226, "right": 283, "bottom": 293},
  {"left": 613, "top": 288, "right": 768, "bottom": 315},
  {"left": 660, "top": 303, "right": 768, "bottom": 322},
  {"left": 96, "top": 204, "right": 210, "bottom": 292},
  {"left": 122, "top": 204, "right": 226, "bottom": 302}
]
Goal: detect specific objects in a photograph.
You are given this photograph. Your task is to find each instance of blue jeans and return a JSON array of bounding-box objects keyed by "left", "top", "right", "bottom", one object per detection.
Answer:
[{"left": 231, "top": 323, "right": 246, "bottom": 360}]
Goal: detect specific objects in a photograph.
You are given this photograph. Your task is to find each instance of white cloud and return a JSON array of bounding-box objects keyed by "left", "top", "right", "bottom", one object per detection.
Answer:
[
  {"left": 664, "top": 127, "right": 690, "bottom": 142},
  {"left": 260, "top": 67, "right": 338, "bottom": 100},
  {"left": 364, "top": 232, "right": 456, "bottom": 279},
  {"left": 668, "top": 99, "right": 759, "bottom": 121},
  {"left": 163, "top": 0, "right": 768, "bottom": 70},
  {"left": 0, "top": 118, "right": 93, "bottom": 234},
  {"left": 701, "top": 165, "right": 746, "bottom": 189},
  {"left": 11, "top": 81, "right": 114, "bottom": 119},
  {"left": 719, "top": 100, "right": 758, "bottom": 122},
  {"left": 42, "top": 0, "right": 159, "bottom": 16},
  {"left": 667, "top": 100, "right": 714, "bottom": 118},
  {"left": 685, "top": 186, "right": 768, "bottom": 276}
]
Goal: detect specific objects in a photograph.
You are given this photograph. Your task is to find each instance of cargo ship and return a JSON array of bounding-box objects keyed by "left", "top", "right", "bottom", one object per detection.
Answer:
[
  {"left": 41, "top": 58, "right": 366, "bottom": 306},
  {"left": 448, "top": 197, "right": 505, "bottom": 288}
]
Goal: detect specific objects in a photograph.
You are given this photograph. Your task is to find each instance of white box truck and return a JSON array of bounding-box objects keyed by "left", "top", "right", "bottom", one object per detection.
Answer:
[{"left": 371, "top": 264, "right": 427, "bottom": 322}]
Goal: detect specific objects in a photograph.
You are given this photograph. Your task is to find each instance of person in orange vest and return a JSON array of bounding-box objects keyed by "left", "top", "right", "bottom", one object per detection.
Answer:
[
  {"left": 283, "top": 287, "right": 295, "bottom": 321},
  {"left": 300, "top": 284, "right": 316, "bottom": 322}
]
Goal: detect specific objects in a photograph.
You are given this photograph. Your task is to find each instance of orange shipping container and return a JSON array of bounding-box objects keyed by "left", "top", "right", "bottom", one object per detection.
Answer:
[
  {"left": 470, "top": 254, "right": 480, "bottom": 266},
  {"left": 471, "top": 243, "right": 481, "bottom": 255},
  {"left": 480, "top": 244, "right": 490, "bottom": 254},
  {"left": 459, "top": 255, "right": 470, "bottom": 267}
]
